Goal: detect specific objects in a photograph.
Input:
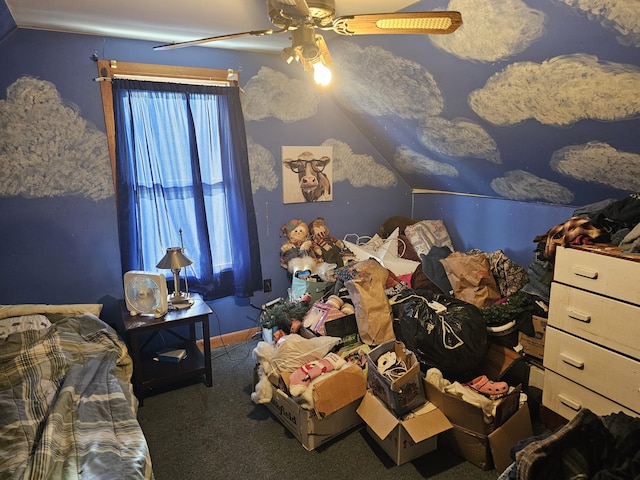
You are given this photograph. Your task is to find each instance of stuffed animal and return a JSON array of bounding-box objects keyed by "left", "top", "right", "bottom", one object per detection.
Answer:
[
  {"left": 280, "top": 219, "right": 319, "bottom": 274},
  {"left": 308, "top": 217, "right": 347, "bottom": 267},
  {"left": 250, "top": 341, "right": 277, "bottom": 404},
  {"left": 288, "top": 352, "right": 346, "bottom": 409}
]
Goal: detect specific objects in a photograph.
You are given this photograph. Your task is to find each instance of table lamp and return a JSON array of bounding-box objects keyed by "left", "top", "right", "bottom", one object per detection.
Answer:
[{"left": 156, "top": 246, "right": 194, "bottom": 308}]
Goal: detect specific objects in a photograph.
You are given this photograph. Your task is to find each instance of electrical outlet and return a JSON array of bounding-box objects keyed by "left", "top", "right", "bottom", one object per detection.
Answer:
[{"left": 263, "top": 279, "right": 272, "bottom": 293}]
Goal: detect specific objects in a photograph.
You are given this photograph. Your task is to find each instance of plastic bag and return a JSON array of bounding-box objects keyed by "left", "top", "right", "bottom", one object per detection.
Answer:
[{"left": 390, "top": 289, "right": 488, "bottom": 380}]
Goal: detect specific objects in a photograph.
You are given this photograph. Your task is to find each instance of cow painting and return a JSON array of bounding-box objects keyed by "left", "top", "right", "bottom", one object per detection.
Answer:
[{"left": 283, "top": 150, "right": 332, "bottom": 203}]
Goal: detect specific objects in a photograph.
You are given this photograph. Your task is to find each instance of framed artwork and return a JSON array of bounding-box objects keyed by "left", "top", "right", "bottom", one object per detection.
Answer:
[{"left": 282, "top": 146, "right": 333, "bottom": 204}]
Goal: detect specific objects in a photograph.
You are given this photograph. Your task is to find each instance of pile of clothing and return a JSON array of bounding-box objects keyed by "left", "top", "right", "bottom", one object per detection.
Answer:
[{"left": 499, "top": 408, "right": 640, "bottom": 480}]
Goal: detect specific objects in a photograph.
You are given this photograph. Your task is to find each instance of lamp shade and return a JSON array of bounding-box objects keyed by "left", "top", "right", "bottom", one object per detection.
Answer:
[{"left": 156, "top": 247, "right": 193, "bottom": 270}]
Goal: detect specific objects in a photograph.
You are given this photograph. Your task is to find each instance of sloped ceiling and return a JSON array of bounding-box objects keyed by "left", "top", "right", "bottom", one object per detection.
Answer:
[{"left": 3, "top": 0, "right": 640, "bottom": 207}]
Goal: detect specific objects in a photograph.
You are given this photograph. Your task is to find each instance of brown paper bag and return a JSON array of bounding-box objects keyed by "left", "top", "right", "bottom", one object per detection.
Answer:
[
  {"left": 345, "top": 259, "right": 395, "bottom": 345},
  {"left": 439, "top": 252, "right": 501, "bottom": 308}
]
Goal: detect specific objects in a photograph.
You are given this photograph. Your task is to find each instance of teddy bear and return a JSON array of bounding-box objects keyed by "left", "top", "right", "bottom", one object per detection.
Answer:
[
  {"left": 308, "top": 217, "right": 347, "bottom": 267},
  {"left": 280, "top": 218, "right": 319, "bottom": 275}
]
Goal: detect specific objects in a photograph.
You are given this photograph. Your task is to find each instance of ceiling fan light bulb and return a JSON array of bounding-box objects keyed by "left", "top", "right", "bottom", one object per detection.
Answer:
[{"left": 313, "top": 61, "right": 332, "bottom": 87}]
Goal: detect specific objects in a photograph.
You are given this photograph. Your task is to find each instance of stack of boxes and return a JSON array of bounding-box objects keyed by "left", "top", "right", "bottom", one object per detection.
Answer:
[
  {"left": 357, "top": 340, "right": 453, "bottom": 465},
  {"left": 256, "top": 335, "right": 534, "bottom": 471}
]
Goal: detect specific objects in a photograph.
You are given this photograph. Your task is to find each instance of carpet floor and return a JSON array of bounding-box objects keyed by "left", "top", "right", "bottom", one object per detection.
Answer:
[{"left": 136, "top": 339, "right": 501, "bottom": 480}]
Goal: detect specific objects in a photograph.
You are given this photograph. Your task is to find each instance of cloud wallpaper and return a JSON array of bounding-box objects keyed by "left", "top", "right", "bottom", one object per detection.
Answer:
[
  {"left": 1, "top": 0, "right": 638, "bottom": 208},
  {"left": 0, "top": 76, "right": 113, "bottom": 200},
  {"left": 242, "top": 0, "right": 639, "bottom": 206}
]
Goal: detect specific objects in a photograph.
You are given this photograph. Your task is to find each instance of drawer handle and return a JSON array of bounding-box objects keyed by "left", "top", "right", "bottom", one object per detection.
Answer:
[
  {"left": 560, "top": 352, "right": 585, "bottom": 369},
  {"left": 566, "top": 308, "right": 591, "bottom": 323},
  {"left": 571, "top": 265, "right": 598, "bottom": 279},
  {"left": 558, "top": 394, "right": 582, "bottom": 411}
]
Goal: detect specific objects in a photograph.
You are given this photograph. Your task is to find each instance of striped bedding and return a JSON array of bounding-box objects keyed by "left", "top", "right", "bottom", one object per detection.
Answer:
[{"left": 0, "top": 314, "right": 153, "bottom": 479}]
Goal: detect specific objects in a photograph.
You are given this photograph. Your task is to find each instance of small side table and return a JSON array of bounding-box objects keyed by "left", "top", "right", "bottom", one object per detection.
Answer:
[{"left": 120, "top": 294, "right": 213, "bottom": 404}]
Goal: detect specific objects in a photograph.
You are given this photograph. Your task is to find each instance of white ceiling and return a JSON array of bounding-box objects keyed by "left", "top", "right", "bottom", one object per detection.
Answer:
[{"left": 5, "top": 0, "right": 420, "bottom": 53}]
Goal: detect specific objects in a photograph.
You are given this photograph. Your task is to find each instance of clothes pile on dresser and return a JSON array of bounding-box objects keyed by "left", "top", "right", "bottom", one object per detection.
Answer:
[
  {"left": 522, "top": 193, "right": 640, "bottom": 302},
  {"left": 498, "top": 408, "right": 640, "bottom": 480}
]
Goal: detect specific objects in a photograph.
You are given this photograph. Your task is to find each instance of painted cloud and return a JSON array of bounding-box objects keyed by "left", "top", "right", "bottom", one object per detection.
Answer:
[
  {"left": 551, "top": 142, "right": 640, "bottom": 191},
  {"left": 491, "top": 170, "right": 574, "bottom": 204},
  {"left": 247, "top": 136, "right": 278, "bottom": 193},
  {"left": 393, "top": 146, "right": 459, "bottom": 178},
  {"left": 330, "top": 41, "right": 444, "bottom": 119},
  {"left": 469, "top": 54, "right": 640, "bottom": 126},
  {"left": 559, "top": 0, "right": 640, "bottom": 48},
  {"left": 322, "top": 138, "right": 397, "bottom": 188},
  {"left": 417, "top": 117, "right": 501, "bottom": 164},
  {"left": 0, "top": 76, "right": 112, "bottom": 200},
  {"left": 241, "top": 67, "right": 320, "bottom": 122},
  {"left": 430, "top": 0, "right": 546, "bottom": 62}
]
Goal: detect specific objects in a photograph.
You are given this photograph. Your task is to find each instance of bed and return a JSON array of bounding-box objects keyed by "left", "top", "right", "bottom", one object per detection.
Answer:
[{"left": 0, "top": 304, "right": 154, "bottom": 479}]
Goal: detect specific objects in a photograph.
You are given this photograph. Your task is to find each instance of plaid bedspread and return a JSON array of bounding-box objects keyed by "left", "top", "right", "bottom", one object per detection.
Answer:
[{"left": 0, "top": 314, "right": 154, "bottom": 479}]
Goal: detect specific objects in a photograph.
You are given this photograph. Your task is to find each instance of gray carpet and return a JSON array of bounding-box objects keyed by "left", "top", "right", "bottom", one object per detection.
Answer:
[{"left": 136, "top": 339, "right": 500, "bottom": 480}]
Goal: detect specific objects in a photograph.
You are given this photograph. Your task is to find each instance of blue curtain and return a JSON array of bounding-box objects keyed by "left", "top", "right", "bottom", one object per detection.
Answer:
[{"left": 112, "top": 79, "right": 262, "bottom": 299}]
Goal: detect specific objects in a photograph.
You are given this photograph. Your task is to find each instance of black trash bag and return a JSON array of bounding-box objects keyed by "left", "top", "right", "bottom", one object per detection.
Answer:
[{"left": 390, "top": 289, "right": 488, "bottom": 381}]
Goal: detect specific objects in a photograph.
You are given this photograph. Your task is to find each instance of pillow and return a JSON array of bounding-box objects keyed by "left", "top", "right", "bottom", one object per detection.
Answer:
[
  {"left": 270, "top": 334, "right": 341, "bottom": 374},
  {"left": 0, "top": 304, "right": 103, "bottom": 320},
  {"left": 405, "top": 220, "right": 455, "bottom": 256},
  {"left": 0, "top": 314, "right": 52, "bottom": 339}
]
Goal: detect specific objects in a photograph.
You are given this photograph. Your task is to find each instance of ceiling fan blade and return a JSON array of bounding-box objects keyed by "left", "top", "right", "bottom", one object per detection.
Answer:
[
  {"left": 153, "top": 28, "right": 282, "bottom": 51},
  {"left": 331, "top": 11, "right": 462, "bottom": 36},
  {"left": 268, "top": 0, "right": 310, "bottom": 18}
]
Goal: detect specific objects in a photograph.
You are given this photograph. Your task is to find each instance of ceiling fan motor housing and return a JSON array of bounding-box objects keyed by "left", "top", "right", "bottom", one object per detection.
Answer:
[
  {"left": 268, "top": 0, "right": 335, "bottom": 30},
  {"left": 307, "top": 0, "right": 335, "bottom": 20}
]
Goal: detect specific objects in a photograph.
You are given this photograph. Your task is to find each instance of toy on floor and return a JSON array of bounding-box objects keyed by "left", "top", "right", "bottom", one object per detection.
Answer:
[{"left": 250, "top": 341, "right": 277, "bottom": 404}]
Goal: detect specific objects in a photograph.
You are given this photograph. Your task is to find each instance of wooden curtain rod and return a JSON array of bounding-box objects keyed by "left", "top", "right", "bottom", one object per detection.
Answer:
[{"left": 94, "top": 74, "right": 233, "bottom": 86}]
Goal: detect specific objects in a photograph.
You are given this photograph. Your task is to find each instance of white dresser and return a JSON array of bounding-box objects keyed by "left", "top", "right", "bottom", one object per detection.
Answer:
[{"left": 542, "top": 245, "right": 640, "bottom": 420}]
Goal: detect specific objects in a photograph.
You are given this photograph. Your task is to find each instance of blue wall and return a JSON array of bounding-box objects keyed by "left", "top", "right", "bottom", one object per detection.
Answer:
[
  {"left": 1, "top": 18, "right": 634, "bottom": 336},
  {"left": 0, "top": 29, "right": 412, "bottom": 333},
  {"left": 411, "top": 193, "right": 575, "bottom": 268}
]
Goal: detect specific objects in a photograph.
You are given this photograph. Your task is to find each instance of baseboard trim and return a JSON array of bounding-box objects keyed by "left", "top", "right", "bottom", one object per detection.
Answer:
[{"left": 196, "top": 326, "right": 261, "bottom": 352}]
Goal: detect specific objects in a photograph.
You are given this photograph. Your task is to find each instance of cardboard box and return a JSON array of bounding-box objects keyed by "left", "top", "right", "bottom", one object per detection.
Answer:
[
  {"left": 488, "top": 403, "right": 533, "bottom": 473},
  {"left": 263, "top": 363, "right": 367, "bottom": 450},
  {"left": 480, "top": 342, "right": 530, "bottom": 390},
  {"left": 424, "top": 380, "right": 522, "bottom": 435},
  {"left": 357, "top": 391, "right": 452, "bottom": 466},
  {"left": 440, "top": 425, "right": 493, "bottom": 470},
  {"left": 518, "top": 315, "right": 547, "bottom": 360},
  {"left": 280, "top": 362, "right": 367, "bottom": 419},
  {"left": 366, "top": 340, "right": 427, "bottom": 416},
  {"left": 440, "top": 403, "right": 532, "bottom": 472},
  {"left": 266, "top": 387, "right": 363, "bottom": 450}
]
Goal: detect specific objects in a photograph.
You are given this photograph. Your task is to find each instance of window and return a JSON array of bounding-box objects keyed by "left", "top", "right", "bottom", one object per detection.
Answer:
[{"left": 98, "top": 61, "right": 262, "bottom": 300}]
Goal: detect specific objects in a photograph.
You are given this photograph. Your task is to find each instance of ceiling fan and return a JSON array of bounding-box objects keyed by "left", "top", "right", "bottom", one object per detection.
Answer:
[{"left": 154, "top": 0, "right": 462, "bottom": 87}]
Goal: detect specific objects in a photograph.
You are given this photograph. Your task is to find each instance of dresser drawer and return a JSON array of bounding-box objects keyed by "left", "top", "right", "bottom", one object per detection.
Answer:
[
  {"left": 543, "top": 370, "right": 638, "bottom": 419},
  {"left": 549, "top": 282, "right": 640, "bottom": 359},
  {"left": 553, "top": 247, "right": 640, "bottom": 305},
  {"left": 543, "top": 327, "right": 640, "bottom": 412}
]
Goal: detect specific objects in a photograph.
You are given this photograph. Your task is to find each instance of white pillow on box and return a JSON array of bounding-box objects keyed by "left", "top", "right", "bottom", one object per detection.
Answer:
[
  {"left": 343, "top": 228, "right": 419, "bottom": 276},
  {"left": 0, "top": 314, "right": 52, "bottom": 339}
]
